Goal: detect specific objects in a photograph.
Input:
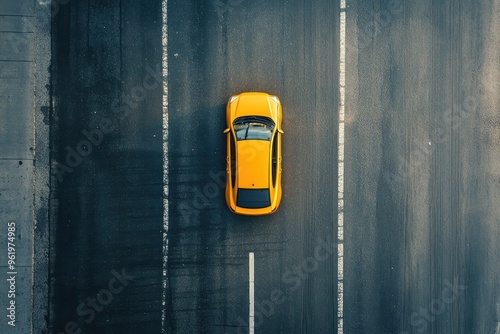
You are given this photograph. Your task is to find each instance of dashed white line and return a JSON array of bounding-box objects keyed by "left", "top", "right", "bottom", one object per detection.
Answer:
[
  {"left": 161, "top": 0, "right": 169, "bottom": 332},
  {"left": 249, "top": 252, "right": 255, "bottom": 334},
  {"left": 338, "top": 0, "right": 346, "bottom": 333}
]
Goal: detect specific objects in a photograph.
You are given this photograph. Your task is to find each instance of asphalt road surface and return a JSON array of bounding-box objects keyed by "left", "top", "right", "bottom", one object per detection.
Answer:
[{"left": 48, "top": 0, "right": 500, "bottom": 334}]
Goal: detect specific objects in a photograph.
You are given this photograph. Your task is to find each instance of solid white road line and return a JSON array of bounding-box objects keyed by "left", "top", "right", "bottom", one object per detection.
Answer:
[
  {"left": 249, "top": 252, "right": 255, "bottom": 334},
  {"left": 161, "top": 0, "right": 169, "bottom": 332},
  {"left": 338, "top": 0, "right": 346, "bottom": 333}
]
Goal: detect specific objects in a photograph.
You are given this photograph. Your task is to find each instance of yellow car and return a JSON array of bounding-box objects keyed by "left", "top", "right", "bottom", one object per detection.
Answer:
[{"left": 224, "top": 92, "right": 283, "bottom": 215}]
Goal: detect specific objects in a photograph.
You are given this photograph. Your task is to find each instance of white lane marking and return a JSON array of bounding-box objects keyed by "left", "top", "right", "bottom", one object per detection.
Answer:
[
  {"left": 249, "top": 252, "right": 255, "bottom": 334},
  {"left": 161, "top": 0, "right": 169, "bottom": 332},
  {"left": 338, "top": 0, "right": 346, "bottom": 334}
]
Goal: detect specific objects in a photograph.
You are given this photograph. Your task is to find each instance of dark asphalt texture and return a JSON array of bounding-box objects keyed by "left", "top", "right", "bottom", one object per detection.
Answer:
[
  {"left": 50, "top": 1, "right": 164, "bottom": 333},
  {"left": 167, "top": 0, "right": 338, "bottom": 333},
  {"left": 48, "top": 0, "right": 500, "bottom": 334},
  {"left": 346, "top": 1, "right": 500, "bottom": 333}
]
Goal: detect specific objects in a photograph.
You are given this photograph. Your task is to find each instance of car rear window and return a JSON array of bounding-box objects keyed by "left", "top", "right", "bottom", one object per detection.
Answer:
[{"left": 237, "top": 188, "right": 271, "bottom": 208}]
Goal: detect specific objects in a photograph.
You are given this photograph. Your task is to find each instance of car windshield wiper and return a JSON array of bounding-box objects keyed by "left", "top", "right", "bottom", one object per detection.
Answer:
[{"left": 244, "top": 124, "right": 250, "bottom": 139}]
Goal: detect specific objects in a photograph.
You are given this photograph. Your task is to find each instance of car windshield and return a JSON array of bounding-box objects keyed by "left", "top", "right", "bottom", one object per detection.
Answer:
[{"left": 233, "top": 116, "right": 275, "bottom": 141}]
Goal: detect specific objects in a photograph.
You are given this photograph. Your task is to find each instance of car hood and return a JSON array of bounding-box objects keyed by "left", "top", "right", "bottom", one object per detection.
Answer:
[
  {"left": 236, "top": 140, "right": 270, "bottom": 188},
  {"left": 233, "top": 93, "right": 277, "bottom": 119}
]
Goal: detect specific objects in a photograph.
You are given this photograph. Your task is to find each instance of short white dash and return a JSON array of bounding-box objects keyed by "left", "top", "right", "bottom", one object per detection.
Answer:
[{"left": 249, "top": 252, "right": 255, "bottom": 334}]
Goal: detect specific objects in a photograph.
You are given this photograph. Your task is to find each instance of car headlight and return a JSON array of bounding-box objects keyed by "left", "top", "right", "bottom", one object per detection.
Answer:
[
  {"left": 270, "top": 96, "right": 280, "bottom": 104},
  {"left": 230, "top": 95, "right": 239, "bottom": 103}
]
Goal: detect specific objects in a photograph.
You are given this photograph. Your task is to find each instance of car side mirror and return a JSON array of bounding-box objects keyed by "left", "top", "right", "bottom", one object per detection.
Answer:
[
  {"left": 278, "top": 129, "right": 284, "bottom": 134},
  {"left": 223, "top": 128, "right": 230, "bottom": 134}
]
